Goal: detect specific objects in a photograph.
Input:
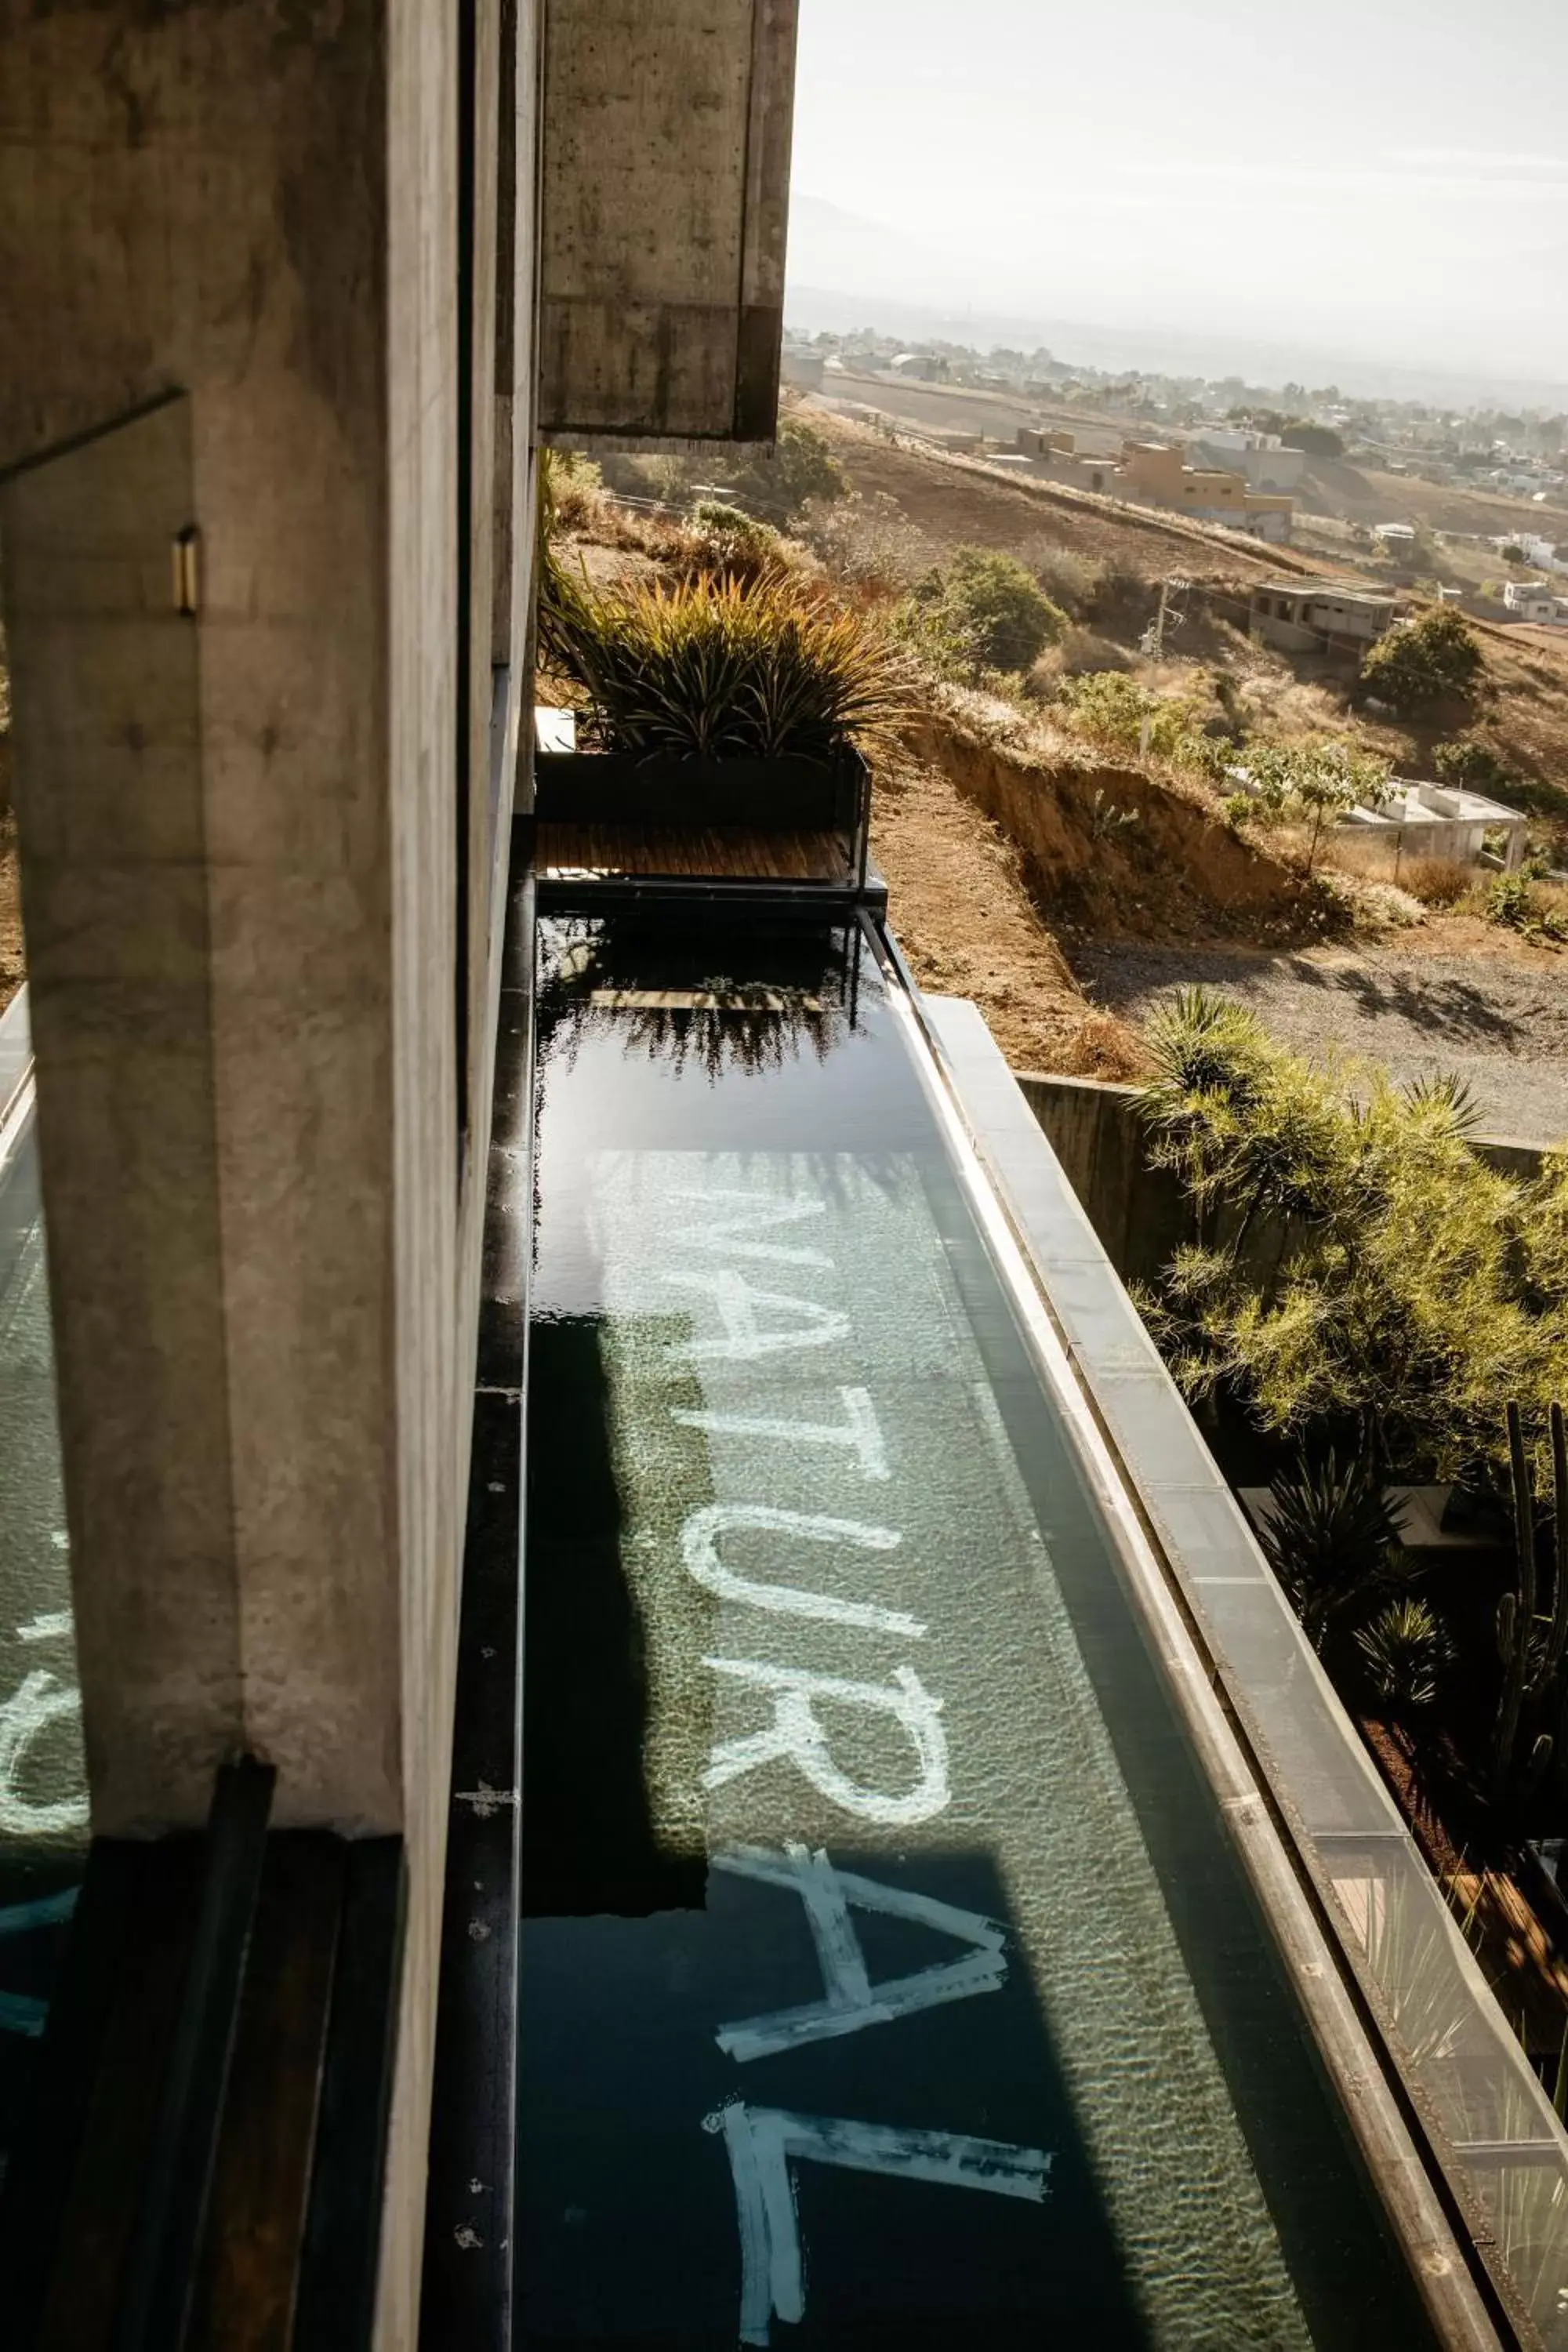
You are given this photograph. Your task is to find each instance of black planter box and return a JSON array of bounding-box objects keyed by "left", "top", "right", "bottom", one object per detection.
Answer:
[{"left": 532, "top": 748, "right": 866, "bottom": 833}]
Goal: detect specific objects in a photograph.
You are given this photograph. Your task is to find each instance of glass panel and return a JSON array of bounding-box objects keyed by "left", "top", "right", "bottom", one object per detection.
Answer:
[
  {"left": 0, "top": 1052, "right": 87, "bottom": 2190},
  {"left": 517, "top": 910, "right": 1433, "bottom": 2350}
]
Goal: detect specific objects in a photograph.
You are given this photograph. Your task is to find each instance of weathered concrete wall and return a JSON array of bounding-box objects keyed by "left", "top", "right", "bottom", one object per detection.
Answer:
[
  {"left": 0, "top": 0, "right": 520, "bottom": 2336},
  {"left": 2, "top": 398, "right": 247, "bottom": 1821},
  {"left": 0, "top": 0, "right": 406, "bottom": 1839},
  {"left": 538, "top": 0, "right": 798, "bottom": 441}
]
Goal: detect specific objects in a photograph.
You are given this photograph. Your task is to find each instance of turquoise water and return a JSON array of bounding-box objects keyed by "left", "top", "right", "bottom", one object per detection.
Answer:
[{"left": 517, "top": 913, "right": 1432, "bottom": 2350}]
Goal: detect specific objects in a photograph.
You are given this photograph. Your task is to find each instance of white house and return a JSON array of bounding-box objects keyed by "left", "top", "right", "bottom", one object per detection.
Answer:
[
  {"left": 1503, "top": 580, "right": 1563, "bottom": 622},
  {"left": 1340, "top": 779, "right": 1530, "bottom": 869},
  {"left": 1493, "top": 532, "right": 1563, "bottom": 572}
]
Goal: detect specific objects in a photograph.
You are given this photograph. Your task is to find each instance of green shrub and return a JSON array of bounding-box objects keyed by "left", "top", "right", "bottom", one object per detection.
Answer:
[
  {"left": 1434, "top": 736, "right": 1515, "bottom": 795},
  {"left": 1221, "top": 791, "right": 1257, "bottom": 828},
  {"left": 908, "top": 546, "right": 1067, "bottom": 675},
  {"left": 720, "top": 419, "right": 846, "bottom": 527},
  {"left": 540, "top": 565, "right": 911, "bottom": 764},
  {"left": 1174, "top": 732, "right": 1239, "bottom": 785},
  {"left": 1054, "top": 669, "right": 1196, "bottom": 755},
  {"left": 690, "top": 499, "right": 771, "bottom": 545},
  {"left": 687, "top": 501, "right": 780, "bottom": 583},
  {"left": 1486, "top": 871, "right": 1568, "bottom": 942},
  {"left": 1359, "top": 605, "right": 1486, "bottom": 714},
  {"left": 1133, "top": 987, "right": 1568, "bottom": 1486}
]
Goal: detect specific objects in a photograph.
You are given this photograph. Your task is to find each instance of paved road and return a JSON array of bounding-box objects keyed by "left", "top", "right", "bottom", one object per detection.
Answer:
[{"left": 1074, "top": 942, "right": 1568, "bottom": 1146}]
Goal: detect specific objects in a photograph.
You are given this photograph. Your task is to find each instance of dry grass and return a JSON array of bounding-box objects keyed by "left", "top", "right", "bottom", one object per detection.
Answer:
[
  {"left": 1033, "top": 626, "right": 1136, "bottom": 684},
  {"left": 795, "top": 489, "right": 943, "bottom": 595},
  {"left": 1402, "top": 855, "right": 1474, "bottom": 909}
]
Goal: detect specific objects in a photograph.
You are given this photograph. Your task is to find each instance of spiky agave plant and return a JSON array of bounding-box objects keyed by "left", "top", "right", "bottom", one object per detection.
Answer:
[
  {"left": 1400, "top": 1071, "right": 1485, "bottom": 1139},
  {"left": 1140, "top": 986, "right": 1269, "bottom": 1122},
  {"left": 1355, "top": 1596, "right": 1455, "bottom": 1715},
  {"left": 545, "top": 568, "right": 913, "bottom": 766},
  {"left": 1257, "top": 1441, "right": 1407, "bottom": 1652}
]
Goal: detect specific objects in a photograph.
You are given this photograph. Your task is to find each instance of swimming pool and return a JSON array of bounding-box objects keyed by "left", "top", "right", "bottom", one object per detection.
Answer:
[{"left": 517, "top": 910, "right": 1434, "bottom": 2349}]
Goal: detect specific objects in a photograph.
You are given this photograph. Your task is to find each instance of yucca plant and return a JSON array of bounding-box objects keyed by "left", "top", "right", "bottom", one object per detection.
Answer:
[
  {"left": 543, "top": 564, "right": 912, "bottom": 766},
  {"left": 1257, "top": 1441, "right": 1407, "bottom": 1652},
  {"left": 1355, "top": 1596, "right": 1454, "bottom": 1716}
]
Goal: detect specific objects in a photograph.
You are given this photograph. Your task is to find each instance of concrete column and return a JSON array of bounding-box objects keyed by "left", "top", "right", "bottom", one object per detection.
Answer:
[
  {"left": 538, "top": 0, "right": 800, "bottom": 441},
  {"left": 0, "top": 1, "right": 500, "bottom": 2336}
]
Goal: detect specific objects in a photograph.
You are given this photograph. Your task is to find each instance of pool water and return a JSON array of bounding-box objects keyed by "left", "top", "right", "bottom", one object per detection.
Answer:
[{"left": 517, "top": 912, "right": 1433, "bottom": 2350}]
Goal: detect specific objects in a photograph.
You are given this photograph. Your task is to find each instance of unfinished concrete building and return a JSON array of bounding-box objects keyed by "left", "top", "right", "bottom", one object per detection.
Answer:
[{"left": 1250, "top": 576, "right": 1401, "bottom": 660}]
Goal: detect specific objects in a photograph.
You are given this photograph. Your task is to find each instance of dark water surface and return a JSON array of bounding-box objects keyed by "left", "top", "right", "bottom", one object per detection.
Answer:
[{"left": 519, "top": 913, "right": 1432, "bottom": 2350}]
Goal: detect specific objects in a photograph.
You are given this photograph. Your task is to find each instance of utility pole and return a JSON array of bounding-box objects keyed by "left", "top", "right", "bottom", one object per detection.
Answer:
[{"left": 1138, "top": 575, "right": 1189, "bottom": 758}]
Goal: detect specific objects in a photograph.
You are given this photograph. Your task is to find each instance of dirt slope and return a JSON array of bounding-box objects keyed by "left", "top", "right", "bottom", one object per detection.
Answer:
[
  {"left": 1076, "top": 938, "right": 1568, "bottom": 1146},
  {"left": 1298, "top": 454, "right": 1568, "bottom": 542},
  {"left": 869, "top": 743, "right": 1145, "bottom": 1079},
  {"left": 905, "top": 706, "right": 1340, "bottom": 950},
  {"left": 811, "top": 410, "right": 1308, "bottom": 585}
]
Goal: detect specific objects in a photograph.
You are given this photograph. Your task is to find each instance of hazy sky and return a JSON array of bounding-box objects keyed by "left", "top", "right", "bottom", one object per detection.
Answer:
[{"left": 788, "top": 0, "right": 1568, "bottom": 394}]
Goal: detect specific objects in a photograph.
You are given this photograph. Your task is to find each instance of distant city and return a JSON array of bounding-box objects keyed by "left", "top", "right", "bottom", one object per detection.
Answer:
[{"left": 783, "top": 323, "right": 1568, "bottom": 486}]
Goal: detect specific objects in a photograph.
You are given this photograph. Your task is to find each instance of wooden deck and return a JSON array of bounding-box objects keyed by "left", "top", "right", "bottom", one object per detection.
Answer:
[{"left": 534, "top": 821, "right": 852, "bottom": 887}]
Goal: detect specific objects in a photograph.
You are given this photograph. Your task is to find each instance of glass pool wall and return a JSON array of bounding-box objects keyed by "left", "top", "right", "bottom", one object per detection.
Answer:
[{"left": 0, "top": 996, "right": 87, "bottom": 2190}]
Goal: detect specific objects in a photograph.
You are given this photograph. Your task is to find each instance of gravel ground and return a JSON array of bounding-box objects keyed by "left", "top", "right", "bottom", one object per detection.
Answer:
[{"left": 1073, "top": 941, "right": 1568, "bottom": 1145}]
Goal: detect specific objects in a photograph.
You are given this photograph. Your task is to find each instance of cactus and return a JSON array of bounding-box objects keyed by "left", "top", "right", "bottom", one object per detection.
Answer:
[{"left": 1490, "top": 1401, "right": 1568, "bottom": 1809}]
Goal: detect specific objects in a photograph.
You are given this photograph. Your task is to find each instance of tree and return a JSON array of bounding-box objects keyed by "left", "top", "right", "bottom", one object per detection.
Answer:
[
  {"left": 1243, "top": 738, "right": 1393, "bottom": 869},
  {"left": 906, "top": 547, "right": 1066, "bottom": 675},
  {"left": 1434, "top": 736, "right": 1514, "bottom": 795},
  {"left": 1359, "top": 605, "right": 1486, "bottom": 715},
  {"left": 724, "top": 419, "right": 847, "bottom": 527},
  {"left": 1280, "top": 422, "right": 1345, "bottom": 458},
  {"left": 1133, "top": 989, "right": 1568, "bottom": 1490}
]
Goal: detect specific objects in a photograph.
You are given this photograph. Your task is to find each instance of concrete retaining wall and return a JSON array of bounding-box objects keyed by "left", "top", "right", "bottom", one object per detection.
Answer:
[{"left": 1015, "top": 1069, "right": 1547, "bottom": 1284}]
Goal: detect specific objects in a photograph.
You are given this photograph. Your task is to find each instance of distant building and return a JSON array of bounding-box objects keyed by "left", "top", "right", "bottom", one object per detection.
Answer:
[
  {"left": 1503, "top": 580, "right": 1563, "bottom": 622},
  {"left": 1118, "top": 442, "right": 1294, "bottom": 543},
  {"left": 1190, "top": 429, "right": 1307, "bottom": 495},
  {"left": 780, "top": 343, "right": 825, "bottom": 392},
  {"left": 1493, "top": 532, "right": 1562, "bottom": 572},
  {"left": 1341, "top": 779, "right": 1529, "bottom": 870},
  {"left": 1009, "top": 432, "right": 1294, "bottom": 539},
  {"left": 1016, "top": 426, "right": 1077, "bottom": 457},
  {"left": 1249, "top": 580, "right": 1398, "bottom": 659},
  {"left": 1373, "top": 522, "right": 1417, "bottom": 546}
]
